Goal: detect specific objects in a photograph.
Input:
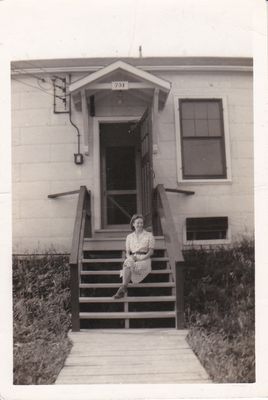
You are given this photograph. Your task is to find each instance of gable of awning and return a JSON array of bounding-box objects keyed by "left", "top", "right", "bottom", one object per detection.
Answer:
[{"left": 69, "top": 60, "right": 171, "bottom": 109}]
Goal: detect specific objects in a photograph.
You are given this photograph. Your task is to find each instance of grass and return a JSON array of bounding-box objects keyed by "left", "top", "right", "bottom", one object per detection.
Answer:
[
  {"left": 13, "top": 252, "right": 72, "bottom": 385},
  {"left": 184, "top": 238, "right": 255, "bottom": 383}
]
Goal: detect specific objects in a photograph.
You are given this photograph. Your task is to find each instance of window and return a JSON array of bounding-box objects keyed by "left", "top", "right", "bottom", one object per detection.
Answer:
[
  {"left": 186, "top": 217, "right": 228, "bottom": 241},
  {"left": 179, "top": 99, "right": 227, "bottom": 179}
]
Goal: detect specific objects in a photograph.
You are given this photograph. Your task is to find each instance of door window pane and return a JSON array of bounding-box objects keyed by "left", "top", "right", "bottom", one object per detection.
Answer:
[
  {"left": 106, "top": 147, "right": 136, "bottom": 190},
  {"left": 107, "top": 194, "right": 137, "bottom": 225}
]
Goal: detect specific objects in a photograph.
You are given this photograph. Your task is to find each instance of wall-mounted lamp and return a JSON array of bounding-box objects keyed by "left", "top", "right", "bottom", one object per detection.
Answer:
[{"left": 74, "top": 153, "right": 84, "bottom": 165}]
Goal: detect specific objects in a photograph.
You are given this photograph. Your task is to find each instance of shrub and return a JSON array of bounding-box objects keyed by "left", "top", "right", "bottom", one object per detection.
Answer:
[
  {"left": 183, "top": 238, "right": 255, "bottom": 383},
  {"left": 13, "top": 252, "right": 72, "bottom": 384}
]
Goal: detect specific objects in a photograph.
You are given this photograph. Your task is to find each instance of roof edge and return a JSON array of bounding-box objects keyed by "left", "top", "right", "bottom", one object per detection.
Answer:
[{"left": 11, "top": 57, "right": 253, "bottom": 76}]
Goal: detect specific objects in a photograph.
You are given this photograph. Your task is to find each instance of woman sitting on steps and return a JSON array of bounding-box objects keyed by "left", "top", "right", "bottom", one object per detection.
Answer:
[{"left": 113, "top": 214, "right": 155, "bottom": 299}]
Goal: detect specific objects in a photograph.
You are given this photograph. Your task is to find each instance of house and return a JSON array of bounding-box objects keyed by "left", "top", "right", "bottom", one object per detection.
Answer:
[
  {"left": 12, "top": 57, "right": 254, "bottom": 252},
  {"left": 11, "top": 57, "right": 254, "bottom": 329}
]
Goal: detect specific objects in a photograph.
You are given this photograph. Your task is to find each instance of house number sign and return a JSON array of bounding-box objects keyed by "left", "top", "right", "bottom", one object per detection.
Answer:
[{"left": 111, "top": 81, "right": 129, "bottom": 90}]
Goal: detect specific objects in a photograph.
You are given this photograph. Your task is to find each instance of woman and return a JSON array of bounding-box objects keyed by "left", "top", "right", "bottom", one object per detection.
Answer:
[{"left": 113, "top": 214, "right": 155, "bottom": 299}]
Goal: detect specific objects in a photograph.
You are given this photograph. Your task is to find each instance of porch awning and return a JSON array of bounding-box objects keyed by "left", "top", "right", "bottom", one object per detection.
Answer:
[{"left": 69, "top": 60, "right": 171, "bottom": 109}]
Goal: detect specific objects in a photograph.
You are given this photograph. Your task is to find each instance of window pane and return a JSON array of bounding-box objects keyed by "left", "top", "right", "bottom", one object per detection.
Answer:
[
  {"left": 207, "top": 102, "right": 220, "bottom": 119},
  {"left": 182, "top": 119, "right": 195, "bottom": 137},
  {"left": 186, "top": 217, "right": 228, "bottom": 240},
  {"left": 208, "top": 119, "right": 222, "bottom": 136},
  {"left": 194, "top": 102, "right": 207, "bottom": 119},
  {"left": 195, "top": 119, "right": 209, "bottom": 136},
  {"left": 181, "top": 102, "right": 194, "bottom": 119},
  {"left": 182, "top": 139, "right": 225, "bottom": 177}
]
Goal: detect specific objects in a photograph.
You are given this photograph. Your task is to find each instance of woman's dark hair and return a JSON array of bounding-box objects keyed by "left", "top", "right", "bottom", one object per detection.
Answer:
[{"left": 130, "top": 214, "right": 144, "bottom": 231}]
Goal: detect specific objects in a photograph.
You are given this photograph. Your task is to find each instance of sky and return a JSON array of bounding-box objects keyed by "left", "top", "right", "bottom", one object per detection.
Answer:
[{"left": 0, "top": 0, "right": 263, "bottom": 61}]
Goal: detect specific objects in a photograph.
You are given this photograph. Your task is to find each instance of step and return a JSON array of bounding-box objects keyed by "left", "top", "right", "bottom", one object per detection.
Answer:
[
  {"left": 79, "top": 296, "right": 176, "bottom": 303},
  {"left": 94, "top": 229, "right": 131, "bottom": 238},
  {"left": 80, "top": 282, "right": 175, "bottom": 289},
  {"left": 79, "top": 311, "right": 176, "bottom": 319},
  {"left": 82, "top": 257, "right": 169, "bottom": 263},
  {"left": 80, "top": 269, "right": 172, "bottom": 276},
  {"left": 83, "top": 236, "right": 166, "bottom": 251}
]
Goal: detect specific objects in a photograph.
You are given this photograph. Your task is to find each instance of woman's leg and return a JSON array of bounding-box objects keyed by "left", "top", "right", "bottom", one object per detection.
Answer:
[
  {"left": 113, "top": 259, "right": 133, "bottom": 298},
  {"left": 122, "top": 264, "right": 131, "bottom": 286}
]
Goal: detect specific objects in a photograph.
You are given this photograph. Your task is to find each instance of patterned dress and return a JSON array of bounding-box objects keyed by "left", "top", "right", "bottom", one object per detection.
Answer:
[{"left": 121, "top": 230, "right": 155, "bottom": 284}]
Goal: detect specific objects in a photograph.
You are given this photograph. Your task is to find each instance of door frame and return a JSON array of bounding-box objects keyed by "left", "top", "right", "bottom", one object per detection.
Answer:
[{"left": 93, "top": 116, "right": 141, "bottom": 230}]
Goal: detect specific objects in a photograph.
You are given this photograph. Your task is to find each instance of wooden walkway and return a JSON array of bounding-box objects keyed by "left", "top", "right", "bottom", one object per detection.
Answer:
[{"left": 55, "top": 329, "right": 211, "bottom": 384}]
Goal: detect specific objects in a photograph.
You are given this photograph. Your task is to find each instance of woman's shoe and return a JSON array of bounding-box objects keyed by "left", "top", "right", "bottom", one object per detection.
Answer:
[{"left": 113, "top": 286, "right": 127, "bottom": 299}]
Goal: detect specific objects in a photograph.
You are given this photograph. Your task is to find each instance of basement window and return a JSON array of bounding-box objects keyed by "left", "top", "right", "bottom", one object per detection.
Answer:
[{"left": 186, "top": 217, "right": 228, "bottom": 241}]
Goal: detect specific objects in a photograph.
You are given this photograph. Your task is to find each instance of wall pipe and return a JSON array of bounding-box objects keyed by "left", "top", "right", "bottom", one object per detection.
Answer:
[{"left": 68, "top": 74, "right": 83, "bottom": 163}]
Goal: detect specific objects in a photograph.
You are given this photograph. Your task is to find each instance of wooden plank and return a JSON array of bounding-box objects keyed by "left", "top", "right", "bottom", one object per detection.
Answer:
[
  {"left": 82, "top": 256, "right": 169, "bottom": 263},
  {"left": 176, "top": 261, "right": 185, "bottom": 329},
  {"left": 67, "top": 349, "right": 195, "bottom": 358},
  {"left": 81, "top": 88, "right": 90, "bottom": 147},
  {"left": 69, "top": 186, "right": 87, "bottom": 266},
  {"left": 60, "top": 364, "right": 208, "bottom": 376},
  {"left": 72, "top": 328, "right": 189, "bottom": 336},
  {"left": 56, "top": 374, "right": 211, "bottom": 384},
  {"left": 79, "top": 282, "right": 175, "bottom": 288},
  {"left": 80, "top": 269, "right": 171, "bottom": 275},
  {"left": 83, "top": 236, "right": 166, "bottom": 251},
  {"left": 155, "top": 184, "right": 186, "bottom": 329},
  {"left": 70, "top": 345, "right": 191, "bottom": 352},
  {"left": 156, "top": 184, "right": 184, "bottom": 264},
  {"left": 55, "top": 329, "right": 211, "bottom": 384},
  {"left": 165, "top": 187, "right": 195, "bottom": 195},
  {"left": 70, "top": 265, "right": 80, "bottom": 332},
  {"left": 79, "top": 311, "right": 175, "bottom": 319},
  {"left": 79, "top": 295, "right": 176, "bottom": 303},
  {"left": 48, "top": 189, "right": 80, "bottom": 198}
]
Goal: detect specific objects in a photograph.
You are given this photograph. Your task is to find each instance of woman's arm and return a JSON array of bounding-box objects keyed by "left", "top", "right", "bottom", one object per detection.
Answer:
[
  {"left": 138, "top": 248, "right": 153, "bottom": 261},
  {"left": 138, "top": 233, "right": 155, "bottom": 260},
  {"left": 125, "top": 234, "right": 134, "bottom": 259}
]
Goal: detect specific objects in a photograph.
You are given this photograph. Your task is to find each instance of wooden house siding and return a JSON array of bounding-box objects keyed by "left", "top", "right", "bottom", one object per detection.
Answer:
[{"left": 11, "top": 58, "right": 253, "bottom": 253}]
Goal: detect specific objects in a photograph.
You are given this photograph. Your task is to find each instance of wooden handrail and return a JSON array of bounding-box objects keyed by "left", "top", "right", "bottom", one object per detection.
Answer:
[
  {"left": 155, "top": 184, "right": 184, "bottom": 267},
  {"left": 165, "top": 188, "right": 195, "bottom": 195},
  {"left": 69, "top": 186, "right": 92, "bottom": 331},
  {"left": 154, "top": 184, "right": 186, "bottom": 329},
  {"left": 48, "top": 190, "right": 80, "bottom": 199}
]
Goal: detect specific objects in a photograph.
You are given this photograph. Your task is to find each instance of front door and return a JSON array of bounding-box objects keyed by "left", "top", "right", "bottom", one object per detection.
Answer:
[
  {"left": 134, "top": 108, "right": 154, "bottom": 229},
  {"left": 100, "top": 122, "right": 141, "bottom": 228}
]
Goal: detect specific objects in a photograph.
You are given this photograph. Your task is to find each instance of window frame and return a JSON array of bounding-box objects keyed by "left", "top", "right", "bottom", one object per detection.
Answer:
[
  {"left": 183, "top": 216, "right": 231, "bottom": 246},
  {"left": 174, "top": 95, "right": 232, "bottom": 184}
]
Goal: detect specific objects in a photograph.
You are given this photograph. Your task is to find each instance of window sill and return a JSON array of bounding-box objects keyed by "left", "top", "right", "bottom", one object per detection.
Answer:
[
  {"left": 183, "top": 238, "right": 232, "bottom": 246},
  {"left": 178, "top": 179, "right": 232, "bottom": 185}
]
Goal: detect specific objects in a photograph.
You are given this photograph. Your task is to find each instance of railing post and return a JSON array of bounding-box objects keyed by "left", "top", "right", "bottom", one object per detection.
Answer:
[
  {"left": 70, "top": 263, "right": 80, "bottom": 332},
  {"left": 69, "top": 186, "right": 89, "bottom": 332},
  {"left": 175, "top": 261, "right": 185, "bottom": 329},
  {"left": 84, "top": 190, "right": 92, "bottom": 238}
]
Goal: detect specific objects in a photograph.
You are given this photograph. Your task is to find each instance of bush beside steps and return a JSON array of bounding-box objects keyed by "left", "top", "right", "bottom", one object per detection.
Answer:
[
  {"left": 13, "top": 253, "right": 72, "bottom": 385},
  {"left": 184, "top": 238, "right": 255, "bottom": 383}
]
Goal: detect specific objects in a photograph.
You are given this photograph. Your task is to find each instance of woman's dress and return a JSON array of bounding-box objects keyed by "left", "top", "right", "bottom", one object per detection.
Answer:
[{"left": 121, "top": 230, "right": 155, "bottom": 284}]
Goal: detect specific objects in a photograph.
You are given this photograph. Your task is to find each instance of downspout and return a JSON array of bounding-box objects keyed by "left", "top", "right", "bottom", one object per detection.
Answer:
[{"left": 68, "top": 74, "right": 83, "bottom": 164}]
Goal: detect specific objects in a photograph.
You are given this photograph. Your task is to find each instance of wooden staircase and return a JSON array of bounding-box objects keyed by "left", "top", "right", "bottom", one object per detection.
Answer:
[
  {"left": 67, "top": 185, "right": 189, "bottom": 331},
  {"left": 78, "top": 235, "right": 176, "bottom": 329}
]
